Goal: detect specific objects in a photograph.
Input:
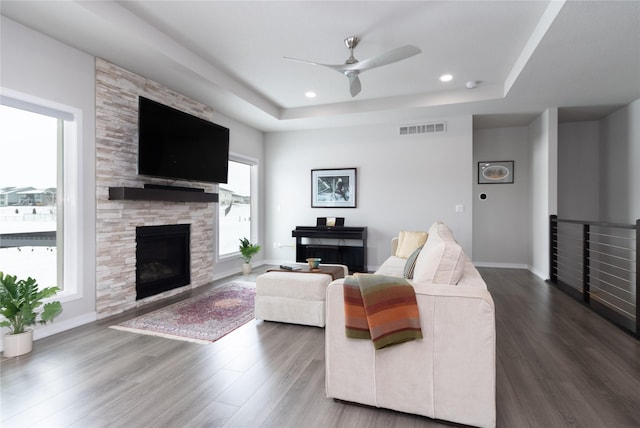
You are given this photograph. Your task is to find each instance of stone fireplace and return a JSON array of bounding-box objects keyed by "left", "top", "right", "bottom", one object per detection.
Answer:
[{"left": 95, "top": 58, "right": 216, "bottom": 318}]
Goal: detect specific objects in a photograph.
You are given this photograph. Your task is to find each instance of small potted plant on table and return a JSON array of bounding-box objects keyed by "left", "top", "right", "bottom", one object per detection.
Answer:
[
  {"left": 0, "top": 272, "right": 62, "bottom": 357},
  {"left": 239, "top": 237, "right": 261, "bottom": 274}
]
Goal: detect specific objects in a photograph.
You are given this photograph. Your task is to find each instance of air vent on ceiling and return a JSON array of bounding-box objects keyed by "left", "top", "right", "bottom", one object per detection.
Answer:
[{"left": 399, "top": 121, "right": 447, "bottom": 136}]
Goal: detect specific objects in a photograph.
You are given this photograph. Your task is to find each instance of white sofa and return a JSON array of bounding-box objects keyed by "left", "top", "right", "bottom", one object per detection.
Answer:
[{"left": 325, "top": 222, "right": 496, "bottom": 428}]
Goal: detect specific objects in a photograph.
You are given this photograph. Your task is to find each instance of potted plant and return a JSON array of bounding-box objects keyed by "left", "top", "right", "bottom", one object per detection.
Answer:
[
  {"left": 0, "top": 272, "right": 62, "bottom": 357},
  {"left": 239, "top": 237, "right": 261, "bottom": 274}
]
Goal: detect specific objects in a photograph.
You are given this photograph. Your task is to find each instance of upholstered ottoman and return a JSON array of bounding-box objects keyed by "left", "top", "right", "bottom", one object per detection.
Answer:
[{"left": 255, "top": 264, "right": 347, "bottom": 327}]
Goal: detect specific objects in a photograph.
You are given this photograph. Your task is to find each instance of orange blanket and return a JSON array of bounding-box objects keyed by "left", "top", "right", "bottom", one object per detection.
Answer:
[{"left": 344, "top": 273, "right": 422, "bottom": 349}]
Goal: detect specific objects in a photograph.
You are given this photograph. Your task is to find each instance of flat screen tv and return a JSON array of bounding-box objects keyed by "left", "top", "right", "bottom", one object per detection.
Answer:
[{"left": 138, "top": 96, "right": 229, "bottom": 184}]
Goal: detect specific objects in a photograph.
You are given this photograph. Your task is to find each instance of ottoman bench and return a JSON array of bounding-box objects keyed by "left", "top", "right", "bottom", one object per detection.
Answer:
[{"left": 255, "top": 264, "right": 348, "bottom": 327}]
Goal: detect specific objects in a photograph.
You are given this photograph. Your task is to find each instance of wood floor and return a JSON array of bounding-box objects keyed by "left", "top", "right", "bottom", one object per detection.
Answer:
[{"left": 2, "top": 267, "right": 639, "bottom": 427}]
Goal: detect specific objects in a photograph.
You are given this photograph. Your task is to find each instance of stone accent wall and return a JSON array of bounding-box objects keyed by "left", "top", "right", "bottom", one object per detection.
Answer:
[{"left": 95, "top": 58, "right": 216, "bottom": 318}]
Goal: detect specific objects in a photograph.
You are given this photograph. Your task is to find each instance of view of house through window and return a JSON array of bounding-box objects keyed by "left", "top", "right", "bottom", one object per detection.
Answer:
[
  {"left": 218, "top": 159, "right": 253, "bottom": 257},
  {"left": 0, "top": 105, "right": 62, "bottom": 288}
]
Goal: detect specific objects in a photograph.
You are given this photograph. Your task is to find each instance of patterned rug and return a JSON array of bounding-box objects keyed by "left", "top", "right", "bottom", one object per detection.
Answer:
[{"left": 110, "top": 281, "right": 256, "bottom": 344}]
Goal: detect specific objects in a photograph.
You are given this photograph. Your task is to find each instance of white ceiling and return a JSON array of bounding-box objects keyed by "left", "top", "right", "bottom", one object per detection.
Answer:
[{"left": 1, "top": 1, "right": 639, "bottom": 131}]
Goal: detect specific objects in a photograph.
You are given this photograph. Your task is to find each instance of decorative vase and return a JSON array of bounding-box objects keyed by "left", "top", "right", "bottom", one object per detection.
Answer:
[
  {"left": 306, "top": 257, "right": 322, "bottom": 269},
  {"left": 3, "top": 330, "right": 33, "bottom": 358},
  {"left": 242, "top": 262, "right": 252, "bottom": 275}
]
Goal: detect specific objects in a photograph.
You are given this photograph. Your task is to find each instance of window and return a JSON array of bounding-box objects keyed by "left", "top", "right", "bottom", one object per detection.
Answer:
[
  {"left": 0, "top": 92, "right": 81, "bottom": 297},
  {"left": 0, "top": 105, "right": 62, "bottom": 288},
  {"left": 218, "top": 157, "right": 257, "bottom": 258}
]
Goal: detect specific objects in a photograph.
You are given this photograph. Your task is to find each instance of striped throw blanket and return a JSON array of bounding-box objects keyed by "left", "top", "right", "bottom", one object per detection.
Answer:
[{"left": 344, "top": 273, "right": 423, "bottom": 349}]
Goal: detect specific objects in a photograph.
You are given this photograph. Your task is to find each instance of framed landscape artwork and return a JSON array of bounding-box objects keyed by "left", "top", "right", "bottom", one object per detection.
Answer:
[
  {"left": 311, "top": 168, "right": 357, "bottom": 208},
  {"left": 478, "top": 161, "right": 514, "bottom": 184}
]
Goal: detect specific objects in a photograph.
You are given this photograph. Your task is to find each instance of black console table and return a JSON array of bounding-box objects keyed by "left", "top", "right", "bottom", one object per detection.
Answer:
[{"left": 292, "top": 226, "right": 367, "bottom": 273}]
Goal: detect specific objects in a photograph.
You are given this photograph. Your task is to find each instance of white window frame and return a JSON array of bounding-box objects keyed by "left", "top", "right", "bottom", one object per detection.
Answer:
[
  {"left": 216, "top": 153, "right": 259, "bottom": 262},
  {"left": 1, "top": 88, "right": 84, "bottom": 302}
]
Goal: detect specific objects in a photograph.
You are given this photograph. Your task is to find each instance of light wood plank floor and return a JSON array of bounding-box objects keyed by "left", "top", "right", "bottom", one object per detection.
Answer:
[{"left": 2, "top": 267, "right": 639, "bottom": 427}]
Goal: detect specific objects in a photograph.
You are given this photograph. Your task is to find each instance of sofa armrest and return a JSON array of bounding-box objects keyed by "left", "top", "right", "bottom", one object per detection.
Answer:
[
  {"left": 413, "top": 281, "right": 493, "bottom": 302},
  {"left": 391, "top": 236, "right": 398, "bottom": 256},
  {"left": 325, "top": 277, "right": 496, "bottom": 428},
  {"left": 413, "top": 281, "right": 495, "bottom": 427}
]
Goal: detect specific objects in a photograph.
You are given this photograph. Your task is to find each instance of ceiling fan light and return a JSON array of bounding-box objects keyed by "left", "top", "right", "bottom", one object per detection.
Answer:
[
  {"left": 440, "top": 74, "right": 453, "bottom": 82},
  {"left": 305, "top": 91, "right": 317, "bottom": 98}
]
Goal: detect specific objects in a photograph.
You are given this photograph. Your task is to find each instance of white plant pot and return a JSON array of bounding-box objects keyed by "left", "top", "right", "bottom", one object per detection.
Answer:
[
  {"left": 242, "top": 263, "right": 252, "bottom": 275},
  {"left": 3, "top": 329, "right": 33, "bottom": 358}
]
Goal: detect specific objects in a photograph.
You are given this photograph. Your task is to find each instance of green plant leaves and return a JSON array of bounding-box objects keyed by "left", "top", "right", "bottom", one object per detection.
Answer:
[
  {"left": 41, "top": 301, "right": 63, "bottom": 324},
  {"left": 0, "top": 271, "right": 62, "bottom": 334},
  {"left": 238, "top": 238, "right": 261, "bottom": 263}
]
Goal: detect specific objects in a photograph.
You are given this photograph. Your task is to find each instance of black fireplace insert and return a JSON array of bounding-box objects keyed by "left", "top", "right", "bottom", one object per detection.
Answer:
[{"left": 136, "top": 224, "right": 190, "bottom": 300}]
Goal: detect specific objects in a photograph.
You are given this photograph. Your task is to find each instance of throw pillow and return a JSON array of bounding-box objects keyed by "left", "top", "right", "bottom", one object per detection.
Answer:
[
  {"left": 395, "top": 230, "right": 428, "bottom": 258},
  {"left": 403, "top": 245, "right": 423, "bottom": 279},
  {"left": 412, "top": 222, "right": 466, "bottom": 285}
]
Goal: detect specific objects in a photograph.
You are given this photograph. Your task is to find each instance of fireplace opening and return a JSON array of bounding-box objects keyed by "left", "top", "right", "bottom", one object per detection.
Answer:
[{"left": 136, "top": 224, "right": 190, "bottom": 300}]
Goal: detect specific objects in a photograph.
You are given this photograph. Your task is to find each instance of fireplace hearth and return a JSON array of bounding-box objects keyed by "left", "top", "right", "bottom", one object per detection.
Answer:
[{"left": 136, "top": 224, "right": 190, "bottom": 300}]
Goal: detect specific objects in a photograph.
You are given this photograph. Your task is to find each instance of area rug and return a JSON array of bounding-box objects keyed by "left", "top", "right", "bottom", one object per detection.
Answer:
[{"left": 110, "top": 281, "right": 256, "bottom": 344}]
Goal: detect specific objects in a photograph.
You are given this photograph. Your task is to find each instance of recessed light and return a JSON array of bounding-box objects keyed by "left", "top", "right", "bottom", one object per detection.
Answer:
[
  {"left": 305, "top": 91, "right": 317, "bottom": 98},
  {"left": 439, "top": 74, "right": 453, "bottom": 82}
]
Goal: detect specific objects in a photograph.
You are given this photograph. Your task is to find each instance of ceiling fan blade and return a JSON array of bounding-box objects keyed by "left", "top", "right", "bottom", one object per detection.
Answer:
[
  {"left": 284, "top": 56, "right": 361, "bottom": 96},
  {"left": 349, "top": 74, "right": 361, "bottom": 97},
  {"left": 352, "top": 45, "right": 421, "bottom": 72},
  {"left": 283, "top": 56, "right": 356, "bottom": 83},
  {"left": 283, "top": 56, "right": 343, "bottom": 70}
]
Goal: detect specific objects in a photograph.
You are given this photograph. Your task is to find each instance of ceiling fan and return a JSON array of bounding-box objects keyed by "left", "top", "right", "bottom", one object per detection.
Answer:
[{"left": 284, "top": 36, "right": 422, "bottom": 97}]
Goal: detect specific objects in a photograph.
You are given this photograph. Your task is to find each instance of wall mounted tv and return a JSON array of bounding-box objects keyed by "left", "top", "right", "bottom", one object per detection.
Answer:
[{"left": 138, "top": 96, "right": 229, "bottom": 184}]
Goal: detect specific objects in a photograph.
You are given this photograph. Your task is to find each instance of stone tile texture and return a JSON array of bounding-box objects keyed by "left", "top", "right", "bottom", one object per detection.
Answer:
[{"left": 95, "top": 58, "right": 216, "bottom": 318}]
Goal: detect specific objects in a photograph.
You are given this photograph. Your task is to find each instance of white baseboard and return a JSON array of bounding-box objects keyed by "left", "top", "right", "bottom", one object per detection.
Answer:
[
  {"left": 213, "top": 267, "right": 242, "bottom": 281},
  {"left": 263, "top": 259, "right": 293, "bottom": 266},
  {"left": 213, "top": 261, "right": 267, "bottom": 281},
  {"left": 32, "top": 312, "right": 97, "bottom": 341},
  {"left": 473, "top": 262, "right": 550, "bottom": 281},
  {"left": 473, "top": 262, "right": 529, "bottom": 269},
  {"left": 1, "top": 312, "right": 97, "bottom": 353},
  {"left": 527, "top": 266, "right": 549, "bottom": 281}
]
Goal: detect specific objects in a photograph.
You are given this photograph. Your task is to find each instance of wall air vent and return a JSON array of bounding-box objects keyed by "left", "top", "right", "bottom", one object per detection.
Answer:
[{"left": 399, "top": 121, "right": 447, "bottom": 136}]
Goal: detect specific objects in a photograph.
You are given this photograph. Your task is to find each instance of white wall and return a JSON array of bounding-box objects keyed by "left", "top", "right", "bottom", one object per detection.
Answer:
[
  {"left": 0, "top": 17, "right": 265, "bottom": 336},
  {"left": 528, "top": 108, "right": 558, "bottom": 279},
  {"left": 264, "top": 116, "right": 474, "bottom": 270},
  {"left": 1, "top": 17, "right": 97, "bottom": 335},
  {"left": 599, "top": 99, "right": 640, "bottom": 224},
  {"left": 473, "top": 127, "right": 530, "bottom": 267},
  {"left": 210, "top": 113, "right": 265, "bottom": 279},
  {"left": 558, "top": 121, "right": 600, "bottom": 220}
]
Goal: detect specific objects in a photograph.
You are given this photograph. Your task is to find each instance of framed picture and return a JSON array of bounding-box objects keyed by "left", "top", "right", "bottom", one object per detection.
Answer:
[
  {"left": 311, "top": 168, "right": 357, "bottom": 208},
  {"left": 478, "top": 161, "right": 514, "bottom": 184}
]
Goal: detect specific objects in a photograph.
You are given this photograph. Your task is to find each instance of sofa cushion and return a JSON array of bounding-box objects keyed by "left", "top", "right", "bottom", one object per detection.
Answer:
[
  {"left": 412, "top": 222, "right": 465, "bottom": 285},
  {"left": 376, "top": 256, "right": 406, "bottom": 277},
  {"left": 395, "top": 230, "right": 428, "bottom": 258},
  {"left": 403, "top": 245, "right": 423, "bottom": 279}
]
